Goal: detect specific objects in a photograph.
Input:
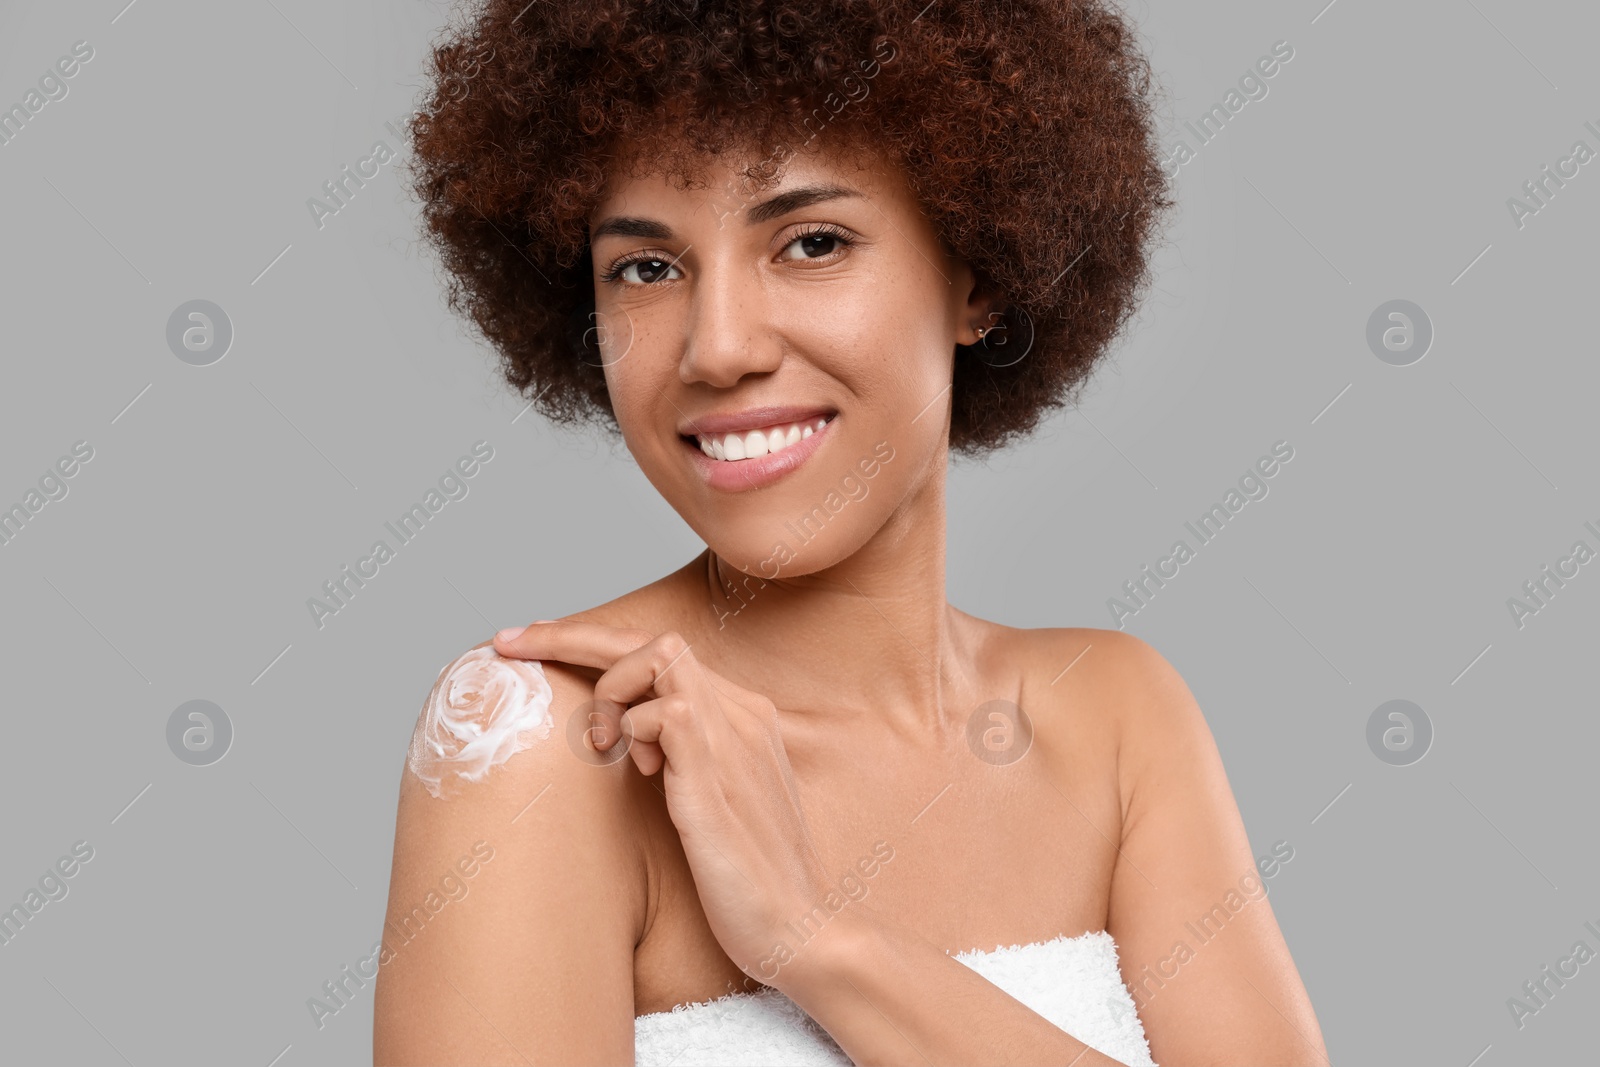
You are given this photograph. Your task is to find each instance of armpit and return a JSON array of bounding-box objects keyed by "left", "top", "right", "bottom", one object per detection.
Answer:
[{"left": 407, "top": 645, "right": 555, "bottom": 799}]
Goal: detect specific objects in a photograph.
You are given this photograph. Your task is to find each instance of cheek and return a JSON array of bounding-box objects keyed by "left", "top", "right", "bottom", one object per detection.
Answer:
[
  {"left": 593, "top": 303, "right": 647, "bottom": 376},
  {"left": 778, "top": 285, "right": 950, "bottom": 401},
  {"left": 600, "top": 319, "right": 670, "bottom": 420}
]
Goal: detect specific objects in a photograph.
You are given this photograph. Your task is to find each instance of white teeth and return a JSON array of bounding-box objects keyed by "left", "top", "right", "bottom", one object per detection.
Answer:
[{"left": 696, "top": 416, "right": 831, "bottom": 462}]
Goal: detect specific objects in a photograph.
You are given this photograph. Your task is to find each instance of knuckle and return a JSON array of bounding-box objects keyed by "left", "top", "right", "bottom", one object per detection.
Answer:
[
  {"left": 651, "top": 632, "right": 691, "bottom": 673},
  {"left": 619, "top": 627, "right": 656, "bottom": 648}
]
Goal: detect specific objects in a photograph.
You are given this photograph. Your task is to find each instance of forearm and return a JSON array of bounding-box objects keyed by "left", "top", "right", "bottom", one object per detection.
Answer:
[{"left": 773, "top": 901, "right": 1128, "bottom": 1066}]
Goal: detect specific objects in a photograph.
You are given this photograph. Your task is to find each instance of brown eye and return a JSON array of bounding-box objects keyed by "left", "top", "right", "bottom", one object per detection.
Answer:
[
  {"left": 779, "top": 232, "right": 846, "bottom": 261},
  {"left": 609, "top": 257, "right": 682, "bottom": 285},
  {"left": 786, "top": 235, "right": 835, "bottom": 259}
]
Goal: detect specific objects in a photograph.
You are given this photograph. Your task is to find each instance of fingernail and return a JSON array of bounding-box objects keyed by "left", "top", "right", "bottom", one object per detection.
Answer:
[{"left": 496, "top": 626, "right": 527, "bottom": 642}]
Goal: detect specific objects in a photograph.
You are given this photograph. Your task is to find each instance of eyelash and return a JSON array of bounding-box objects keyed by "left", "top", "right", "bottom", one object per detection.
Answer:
[{"left": 599, "top": 223, "right": 856, "bottom": 285}]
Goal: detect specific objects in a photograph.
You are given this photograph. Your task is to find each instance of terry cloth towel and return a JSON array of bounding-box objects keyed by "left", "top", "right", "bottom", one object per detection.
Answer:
[{"left": 634, "top": 928, "right": 1157, "bottom": 1066}]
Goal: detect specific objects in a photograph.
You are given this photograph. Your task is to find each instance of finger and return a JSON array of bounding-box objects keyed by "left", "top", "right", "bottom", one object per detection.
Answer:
[
  {"left": 628, "top": 735, "right": 665, "bottom": 777},
  {"left": 574, "top": 697, "right": 625, "bottom": 754},
  {"left": 581, "top": 633, "right": 702, "bottom": 761},
  {"left": 579, "top": 698, "right": 661, "bottom": 772},
  {"left": 491, "top": 622, "right": 653, "bottom": 756},
  {"left": 572, "top": 700, "right": 664, "bottom": 776},
  {"left": 492, "top": 620, "right": 655, "bottom": 671},
  {"left": 576, "top": 698, "right": 661, "bottom": 765},
  {"left": 585, "top": 632, "right": 699, "bottom": 747},
  {"left": 593, "top": 631, "right": 703, "bottom": 708},
  {"left": 618, "top": 648, "right": 773, "bottom": 753},
  {"left": 618, "top": 694, "right": 703, "bottom": 778}
]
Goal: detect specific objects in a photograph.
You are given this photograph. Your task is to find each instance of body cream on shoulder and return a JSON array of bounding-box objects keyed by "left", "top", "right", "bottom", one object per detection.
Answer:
[{"left": 407, "top": 645, "right": 555, "bottom": 799}]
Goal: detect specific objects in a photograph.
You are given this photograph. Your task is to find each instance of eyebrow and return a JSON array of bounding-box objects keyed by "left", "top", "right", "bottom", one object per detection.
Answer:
[{"left": 590, "top": 183, "right": 863, "bottom": 241}]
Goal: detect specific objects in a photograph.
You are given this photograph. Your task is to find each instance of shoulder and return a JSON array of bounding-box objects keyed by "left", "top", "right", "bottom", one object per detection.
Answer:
[
  {"left": 1017, "top": 625, "right": 1217, "bottom": 778},
  {"left": 395, "top": 637, "right": 645, "bottom": 846},
  {"left": 376, "top": 638, "right": 647, "bottom": 1058},
  {"left": 1010, "top": 623, "right": 1198, "bottom": 713},
  {"left": 1033, "top": 630, "right": 1325, "bottom": 1061},
  {"left": 388, "top": 639, "right": 656, "bottom": 940},
  {"left": 390, "top": 637, "right": 650, "bottom": 895},
  {"left": 406, "top": 639, "right": 590, "bottom": 790}
]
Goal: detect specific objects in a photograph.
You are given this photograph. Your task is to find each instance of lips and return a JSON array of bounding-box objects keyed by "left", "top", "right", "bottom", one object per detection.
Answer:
[
  {"left": 693, "top": 415, "right": 832, "bottom": 461},
  {"left": 683, "top": 412, "right": 837, "bottom": 492},
  {"left": 677, "top": 405, "right": 837, "bottom": 437}
]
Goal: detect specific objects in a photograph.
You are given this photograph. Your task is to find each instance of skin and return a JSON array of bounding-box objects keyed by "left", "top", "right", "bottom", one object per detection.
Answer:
[{"left": 373, "top": 137, "right": 1328, "bottom": 1065}]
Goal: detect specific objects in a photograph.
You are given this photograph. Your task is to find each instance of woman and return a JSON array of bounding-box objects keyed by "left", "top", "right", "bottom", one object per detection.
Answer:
[{"left": 374, "top": 1, "right": 1327, "bottom": 1064}]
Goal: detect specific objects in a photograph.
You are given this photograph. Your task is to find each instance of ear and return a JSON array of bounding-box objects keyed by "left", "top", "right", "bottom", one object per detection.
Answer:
[{"left": 958, "top": 273, "right": 1009, "bottom": 346}]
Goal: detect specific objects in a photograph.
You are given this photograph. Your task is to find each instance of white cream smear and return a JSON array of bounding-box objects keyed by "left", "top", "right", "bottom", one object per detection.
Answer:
[{"left": 407, "top": 645, "right": 554, "bottom": 799}]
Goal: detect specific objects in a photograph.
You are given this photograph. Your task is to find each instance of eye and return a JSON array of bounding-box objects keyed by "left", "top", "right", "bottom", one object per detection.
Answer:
[
  {"left": 602, "top": 256, "right": 682, "bottom": 286},
  {"left": 777, "top": 225, "right": 854, "bottom": 262}
]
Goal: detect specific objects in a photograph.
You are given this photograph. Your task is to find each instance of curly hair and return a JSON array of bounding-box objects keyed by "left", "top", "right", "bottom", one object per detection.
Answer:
[{"left": 407, "top": 0, "right": 1173, "bottom": 458}]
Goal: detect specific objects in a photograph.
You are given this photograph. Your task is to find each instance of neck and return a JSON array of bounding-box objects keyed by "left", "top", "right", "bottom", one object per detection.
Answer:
[{"left": 679, "top": 469, "right": 976, "bottom": 733}]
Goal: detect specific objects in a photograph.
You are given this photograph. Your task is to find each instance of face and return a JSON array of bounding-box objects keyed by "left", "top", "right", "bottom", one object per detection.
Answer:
[{"left": 586, "top": 138, "right": 994, "bottom": 579}]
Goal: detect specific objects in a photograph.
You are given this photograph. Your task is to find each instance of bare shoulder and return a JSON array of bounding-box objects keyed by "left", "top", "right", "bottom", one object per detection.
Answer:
[
  {"left": 1003, "top": 624, "right": 1209, "bottom": 756},
  {"left": 1069, "top": 629, "right": 1218, "bottom": 793},
  {"left": 1018, "top": 630, "right": 1327, "bottom": 1061},
  {"left": 397, "top": 637, "right": 618, "bottom": 798},
  {"left": 374, "top": 637, "right": 648, "bottom": 1064},
  {"left": 1007, "top": 624, "right": 1324, "bottom": 1061},
  {"left": 1019, "top": 623, "right": 1191, "bottom": 691}
]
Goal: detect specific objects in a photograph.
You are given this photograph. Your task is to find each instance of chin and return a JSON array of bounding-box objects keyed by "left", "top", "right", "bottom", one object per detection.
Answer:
[{"left": 703, "top": 521, "right": 855, "bottom": 584}]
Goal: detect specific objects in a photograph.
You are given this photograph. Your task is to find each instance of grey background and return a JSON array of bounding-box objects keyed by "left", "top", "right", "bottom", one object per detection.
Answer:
[{"left": 1, "top": 0, "right": 1595, "bottom": 1064}]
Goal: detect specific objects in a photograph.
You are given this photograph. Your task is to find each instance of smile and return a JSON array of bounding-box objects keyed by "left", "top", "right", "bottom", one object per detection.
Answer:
[
  {"left": 694, "top": 416, "right": 833, "bottom": 461},
  {"left": 682, "top": 415, "right": 837, "bottom": 492}
]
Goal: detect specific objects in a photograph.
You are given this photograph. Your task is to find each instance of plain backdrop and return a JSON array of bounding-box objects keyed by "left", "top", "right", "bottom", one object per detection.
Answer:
[{"left": 1, "top": 0, "right": 1596, "bottom": 1064}]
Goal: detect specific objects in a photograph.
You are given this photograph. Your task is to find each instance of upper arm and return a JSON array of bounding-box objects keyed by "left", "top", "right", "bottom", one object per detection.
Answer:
[
  {"left": 373, "top": 640, "right": 646, "bottom": 1066},
  {"left": 1097, "top": 631, "right": 1327, "bottom": 1066}
]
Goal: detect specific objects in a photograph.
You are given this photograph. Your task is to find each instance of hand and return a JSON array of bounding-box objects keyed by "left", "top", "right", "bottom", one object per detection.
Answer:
[{"left": 492, "top": 621, "right": 836, "bottom": 985}]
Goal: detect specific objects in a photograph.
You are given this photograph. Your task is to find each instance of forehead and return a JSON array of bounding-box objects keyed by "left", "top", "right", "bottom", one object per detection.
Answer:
[{"left": 588, "top": 135, "right": 909, "bottom": 225}]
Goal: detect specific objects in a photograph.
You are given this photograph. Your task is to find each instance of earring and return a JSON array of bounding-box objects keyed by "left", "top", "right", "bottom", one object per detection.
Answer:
[{"left": 974, "top": 326, "right": 989, "bottom": 339}]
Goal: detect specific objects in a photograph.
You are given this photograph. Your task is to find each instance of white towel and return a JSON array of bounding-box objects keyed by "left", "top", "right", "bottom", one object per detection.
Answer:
[{"left": 634, "top": 929, "right": 1157, "bottom": 1066}]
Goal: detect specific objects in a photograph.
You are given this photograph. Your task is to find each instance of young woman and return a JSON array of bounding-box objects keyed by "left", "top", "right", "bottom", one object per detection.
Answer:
[{"left": 374, "top": 2, "right": 1327, "bottom": 1064}]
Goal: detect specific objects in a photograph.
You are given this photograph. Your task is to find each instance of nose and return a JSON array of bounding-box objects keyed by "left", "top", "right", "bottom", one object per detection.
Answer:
[{"left": 678, "top": 258, "right": 784, "bottom": 388}]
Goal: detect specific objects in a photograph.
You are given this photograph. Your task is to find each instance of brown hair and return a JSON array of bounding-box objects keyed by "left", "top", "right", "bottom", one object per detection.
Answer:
[{"left": 407, "top": 0, "right": 1173, "bottom": 457}]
